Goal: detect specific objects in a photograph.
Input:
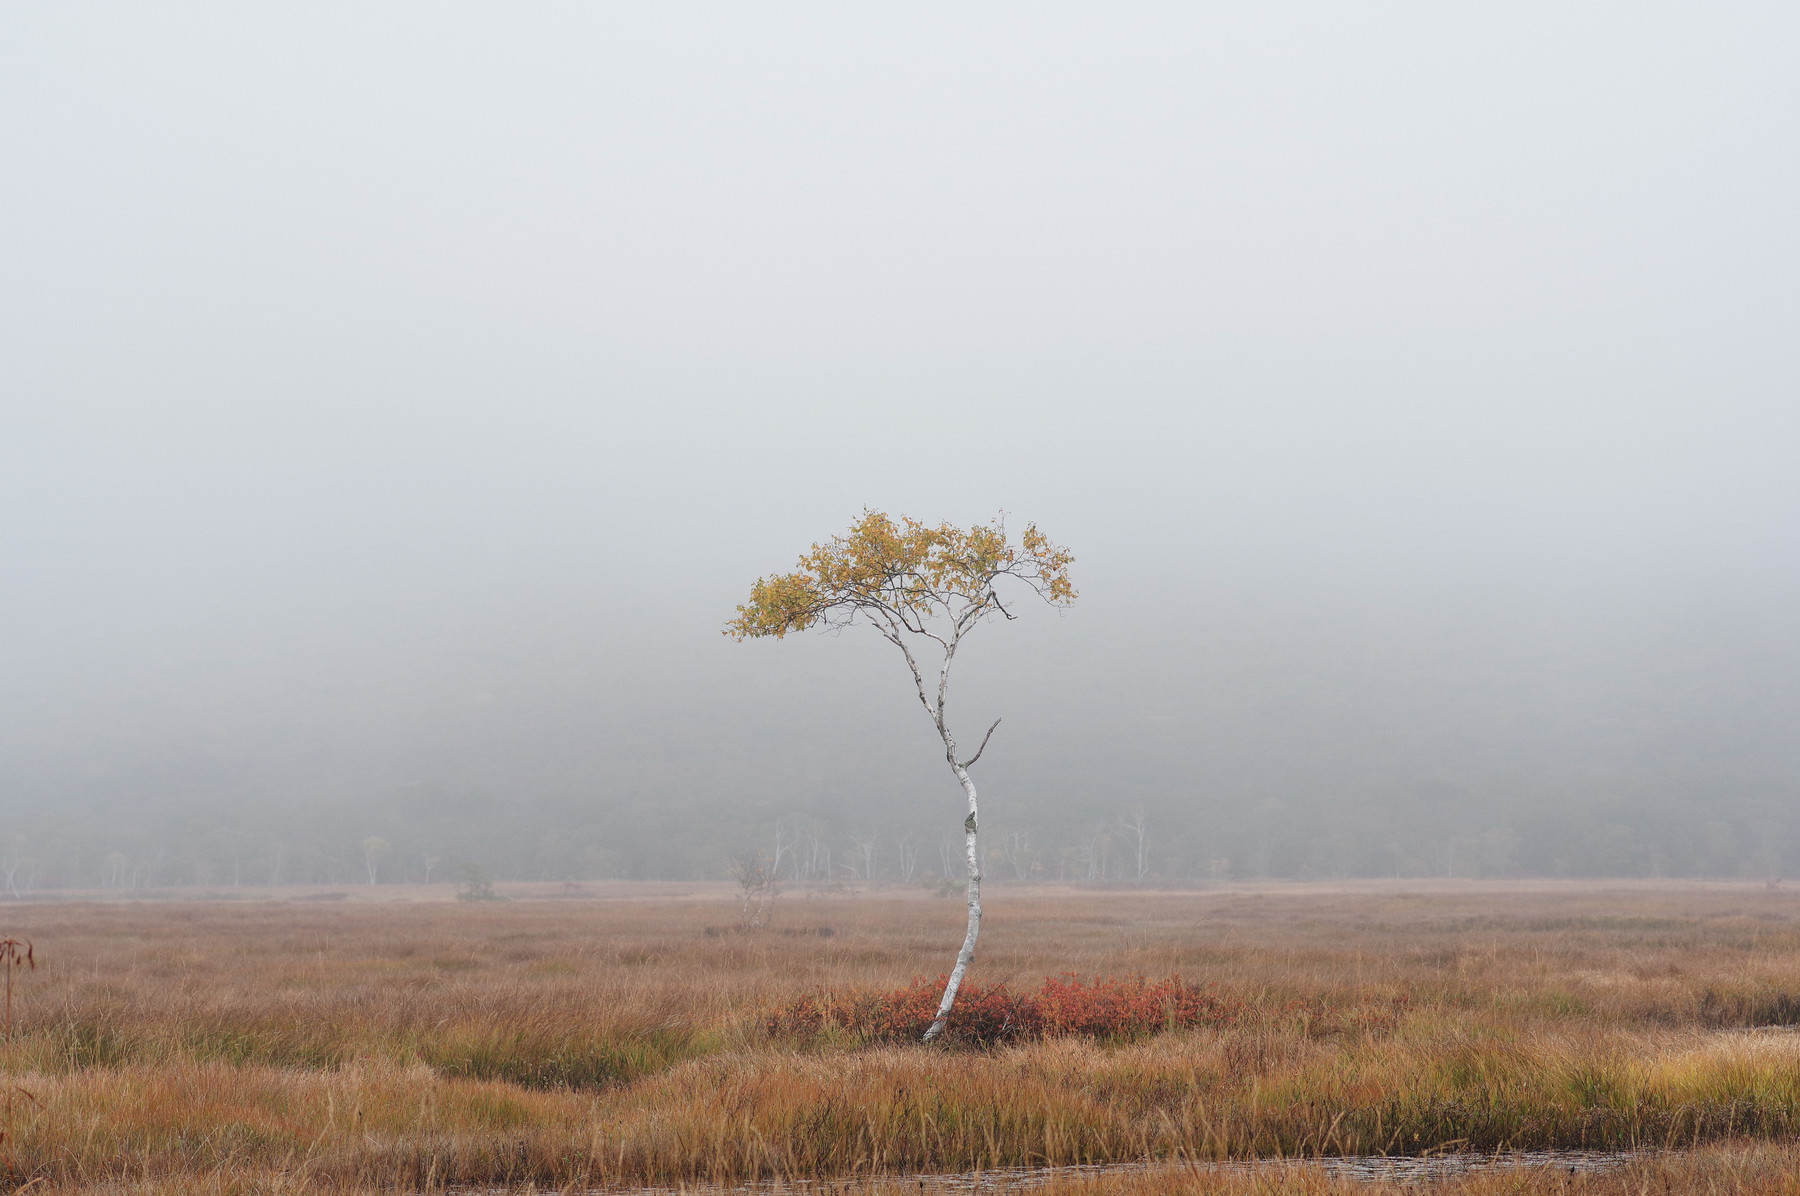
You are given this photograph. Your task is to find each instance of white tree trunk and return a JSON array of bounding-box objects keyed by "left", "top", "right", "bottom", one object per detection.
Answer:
[
  {"left": 1128, "top": 814, "right": 1148, "bottom": 883},
  {"left": 922, "top": 761, "right": 980, "bottom": 1042}
]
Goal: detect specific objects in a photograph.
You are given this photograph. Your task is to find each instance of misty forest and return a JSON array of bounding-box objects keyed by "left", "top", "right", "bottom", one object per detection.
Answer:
[{"left": 7, "top": 579, "right": 1794, "bottom": 892}]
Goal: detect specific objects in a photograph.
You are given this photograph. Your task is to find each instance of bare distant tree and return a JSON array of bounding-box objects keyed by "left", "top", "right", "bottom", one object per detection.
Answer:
[
  {"left": 1124, "top": 814, "right": 1149, "bottom": 884},
  {"left": 803, "top": 826, "right": 829, "bottom": 883},
  {"left": 850, "top": 835, "right": 877, "bottom": 882},
  {"left": 896, "top": 836, "right": 920, "bottom": 883},
  {"left": 362, "top": 837, "right": 391, "bottom": 885},
  {"left": 729, "top": 511, "right": 1075, "bottom": 1040},
  {"left": 1076, "top": 833, "right": 1105, "bottom": 882},
  {"left": 728, "top": 848, "right": 780, "bottom": 929},
  {"left": 1005, "top": 830, "right": 1036, "bottom": 881},
  {"left": 770, "top": 820, "right": 793, "bottom": 880}
]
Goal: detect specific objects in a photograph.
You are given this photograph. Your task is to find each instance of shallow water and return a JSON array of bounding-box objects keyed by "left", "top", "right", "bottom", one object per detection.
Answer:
[{"left": 472, "top": 1150, "right": 1642, "bottom": 1194}]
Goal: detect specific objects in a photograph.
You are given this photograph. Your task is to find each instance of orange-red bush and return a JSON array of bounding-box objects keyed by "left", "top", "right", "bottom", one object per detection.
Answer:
[{"left": 766, "top": 974, "right": 1242, "bottom": 1045}]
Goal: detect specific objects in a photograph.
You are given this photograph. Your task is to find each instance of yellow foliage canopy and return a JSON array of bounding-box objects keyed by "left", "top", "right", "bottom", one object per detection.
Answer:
[{"left": 725, "top": 511, "right": 1075, "bottom": 642}]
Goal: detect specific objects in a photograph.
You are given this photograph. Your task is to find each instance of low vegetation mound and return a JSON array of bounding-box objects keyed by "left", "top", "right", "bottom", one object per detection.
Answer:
[{"left": 768, "top": 973, "right": 1243, "bottom": 1045}]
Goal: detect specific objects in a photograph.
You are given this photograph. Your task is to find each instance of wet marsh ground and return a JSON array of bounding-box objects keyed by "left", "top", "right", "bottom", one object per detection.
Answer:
[{"left": 5, "top": 881, "right": 1800, "bottom": 1193}]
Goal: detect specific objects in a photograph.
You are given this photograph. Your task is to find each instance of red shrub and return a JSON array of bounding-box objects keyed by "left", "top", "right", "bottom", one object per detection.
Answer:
[{"left": 767, "top": 974, "right": 1242, "bottom": 1045}]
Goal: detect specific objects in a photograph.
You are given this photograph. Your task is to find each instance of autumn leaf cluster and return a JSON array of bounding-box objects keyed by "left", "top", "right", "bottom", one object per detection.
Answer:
[{"left": 725, "top": 510, "right": 1075, "bottom": 641}]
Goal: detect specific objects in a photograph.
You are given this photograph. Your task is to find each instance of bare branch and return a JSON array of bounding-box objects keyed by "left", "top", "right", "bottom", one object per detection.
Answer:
[
  {"left": 876, "top": 617, "right": 939, "bottom": 722},
  {"left": 958, "top": 717, "right": 1003, "bottom": 770},
  {"left": 897, "top": 604, "right": 950, "bottom": 650}
]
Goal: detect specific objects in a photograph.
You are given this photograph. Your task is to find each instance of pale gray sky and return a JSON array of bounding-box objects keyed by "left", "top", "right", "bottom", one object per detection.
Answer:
[{"left": 2, "top": 4, "right": 1796, "bottom": 874}]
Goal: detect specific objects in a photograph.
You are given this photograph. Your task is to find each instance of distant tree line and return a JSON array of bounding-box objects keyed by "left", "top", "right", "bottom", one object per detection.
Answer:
[{"left": 0, "top": 778, "right": 1796, "bottom": 894}]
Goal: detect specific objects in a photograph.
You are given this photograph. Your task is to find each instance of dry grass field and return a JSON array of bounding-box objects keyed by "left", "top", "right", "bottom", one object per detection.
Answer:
[{"left": 5, "top": 881, "right": 1800, "bottom": 1193}]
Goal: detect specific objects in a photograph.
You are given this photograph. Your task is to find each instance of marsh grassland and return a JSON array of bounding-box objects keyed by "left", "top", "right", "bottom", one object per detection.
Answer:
[{"left": 6, "top": 883, "right": 1800, "bottom": 1193}]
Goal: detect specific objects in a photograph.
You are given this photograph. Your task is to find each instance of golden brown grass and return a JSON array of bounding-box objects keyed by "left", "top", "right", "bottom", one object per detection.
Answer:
[{"left": 5, "top": 882, "right": 1800, "bottom": 1191}]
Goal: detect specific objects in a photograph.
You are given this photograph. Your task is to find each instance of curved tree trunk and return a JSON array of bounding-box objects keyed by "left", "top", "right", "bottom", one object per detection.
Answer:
[{"left": 922, "top": 761, "right": 980, "bottom": 1042}]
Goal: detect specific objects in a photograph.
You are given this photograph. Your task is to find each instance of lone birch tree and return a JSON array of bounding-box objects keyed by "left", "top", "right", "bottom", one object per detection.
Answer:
[{"left": 727, "top": 510, "right": 1074, "bottom": 1040}]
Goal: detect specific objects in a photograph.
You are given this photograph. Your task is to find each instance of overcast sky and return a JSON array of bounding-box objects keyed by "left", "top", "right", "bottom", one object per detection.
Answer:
[{"left": 3, "top": 5, "right": 1796, "bottom": 841}]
